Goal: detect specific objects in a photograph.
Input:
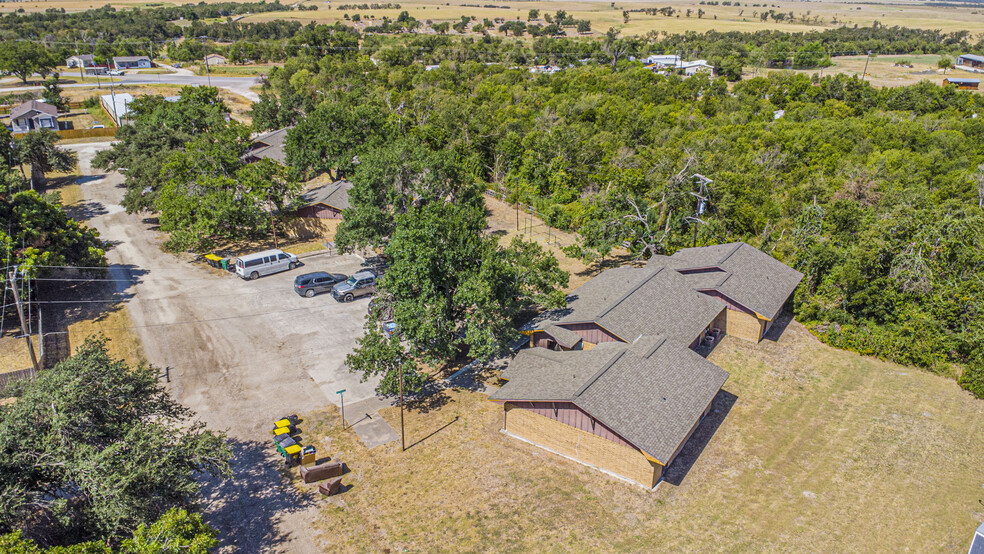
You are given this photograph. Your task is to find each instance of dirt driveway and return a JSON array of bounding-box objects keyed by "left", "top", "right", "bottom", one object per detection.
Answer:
[{"left": 64, "top": 141, "right": 380, "bottom": 552}]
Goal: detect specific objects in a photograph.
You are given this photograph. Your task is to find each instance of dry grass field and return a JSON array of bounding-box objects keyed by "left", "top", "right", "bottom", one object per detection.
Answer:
[
  {"left": 754, "top": 53, "right": 983, "bottom": 89},
  {"left": 294, "top": 320, "right": 984, "bottom": 552},
  {"left": 3, "top": 0, "right": 984, "bottom": 35}
]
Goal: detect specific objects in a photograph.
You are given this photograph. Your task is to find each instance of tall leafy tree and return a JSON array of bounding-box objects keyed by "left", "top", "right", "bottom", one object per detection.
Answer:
[
  {"left": 349, "top": 200, "right": 568, "bottom": 380},
  {"left": 0, "top": 337, "right": 231, "bottom": 545},
  {"left": 15, "top": 130, "right": 77, "bottom": 189},
  {"left": 0, "top": 42, "right": 58, "bottom": 84},
  {"left": 92, "top": 87, "right": 231, "bottom": 212},
  {"left": 334, "top": 140, "right": 479, "bottom": 250},
  {"left": 284, "top": 100, "right": 390, "bottom": 180}
]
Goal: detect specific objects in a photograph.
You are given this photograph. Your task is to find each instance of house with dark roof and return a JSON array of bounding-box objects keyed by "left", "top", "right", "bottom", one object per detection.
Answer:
[
  {"left": 296, "top": 180, "right": 353, "bottom": 219},
  {"left": 8, "top": 100, "right": 58, "bottom": 134},
  {"left": 970, "top": 521, "right": 984, "bottom": 554},
  {"left": 491, "top": 242, "right": 802, "bottom": 488},
  {"left": 242, "top": 127, "right": 289, "bottom": 165}
]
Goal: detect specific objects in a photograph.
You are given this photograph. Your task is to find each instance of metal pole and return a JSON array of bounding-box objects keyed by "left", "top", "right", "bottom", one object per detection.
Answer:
[
  {"left": 268, "top": 192, "right": 278, "bottom": 248},
  {"left": 399, "top": 362, "right": 405, "bottom": 452},
  {"left": 515, "top": 177, "right": 519, "bottom": 231},
  {"left": 9, "top": 271, "right": 41, "bottom": 374},
  {"left": 862, "top": 50, "right": 871, "bottom": 81},
  {"left": 337, "top": 389, "right": 346, "bottom": 430}
]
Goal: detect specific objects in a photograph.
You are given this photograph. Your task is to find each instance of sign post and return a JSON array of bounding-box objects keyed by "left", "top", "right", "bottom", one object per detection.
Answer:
[{"left": 336, "top": 389, "right": 346, "bottom": 430}]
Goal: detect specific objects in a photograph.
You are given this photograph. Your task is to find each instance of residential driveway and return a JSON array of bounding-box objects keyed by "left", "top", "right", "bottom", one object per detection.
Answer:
[{"left": 63, "top": 141, "right": 380, "bottom": 552}]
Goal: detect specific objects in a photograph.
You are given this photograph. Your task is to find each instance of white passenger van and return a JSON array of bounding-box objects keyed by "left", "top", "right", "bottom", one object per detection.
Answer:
[{"left": 235, "top": 249, "right": 299, "bottom": 280}]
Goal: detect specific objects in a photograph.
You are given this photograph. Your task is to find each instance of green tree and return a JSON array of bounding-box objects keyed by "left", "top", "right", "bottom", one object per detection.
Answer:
[
  {"left": 0, "top": 337, "right": 231, "bottom": 544},
  {"left": 0, "top": 41, "right": 59, "bottom": 83},
  {"left": 334, "top": 140, "right": 477, "bottom": 250},
  {"left": 792, "top": 41, "right": 830, "bottom": 69},
  {"left": 0, "top": 508, "right": 217, "bottom": 553},
  {"left": 374, "top": 200, "right": 568, "bottom": 365},
  {"left": 41, "top": 77, "right": 67, "bottom": 112},
  {"left": 938, "top": 55, "right": 954, "bottom": 74},
  {"left": 0, "top": 189, "right": 106, "bottom": 277},
  {"left": 346, "top": 325, "right": 426, "bottom": 396},
  {"left": 15, "top": 129, "right": 77, "bottom": 189},
  {"left": 527, "top": 8, "right": 539, "bottom": 20},
  {"left": 284, "top": 101, "right": 390, "bottom": 180},
  {"left": 92, "top": 87, "right": 231, "bottom": 212},
  {"left": 121, "top": 508, "right": 218, "bottom": 554}
]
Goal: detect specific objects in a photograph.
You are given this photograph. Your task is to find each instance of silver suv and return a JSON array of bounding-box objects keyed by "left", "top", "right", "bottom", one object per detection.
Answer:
[{"left": 331, "top": 271, "right": 376, "bottom": 302}]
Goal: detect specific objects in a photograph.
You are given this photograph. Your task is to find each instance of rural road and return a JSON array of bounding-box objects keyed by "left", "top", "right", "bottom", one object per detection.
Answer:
[
  {"left": 0, "top": 72, "right": 261, "bottom": 102},
  {"left": 63, "top": 141, "right": 381, "bottom": 552}
]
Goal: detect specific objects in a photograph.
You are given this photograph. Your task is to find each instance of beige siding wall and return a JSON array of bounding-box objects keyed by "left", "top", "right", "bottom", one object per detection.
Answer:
[
  {"left": 504, "top": 403, "right": 661, "bottom": 488},
  {"left": 724, "top": 308, "right": 766, "bottom": 342}
]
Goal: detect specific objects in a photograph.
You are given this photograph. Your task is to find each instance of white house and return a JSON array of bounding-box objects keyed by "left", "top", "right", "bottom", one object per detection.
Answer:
[{"left": 66, "top": 54, "right": 95, "bottom": 68}]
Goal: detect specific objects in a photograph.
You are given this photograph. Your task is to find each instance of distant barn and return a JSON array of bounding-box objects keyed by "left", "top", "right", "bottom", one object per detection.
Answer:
[{"left": 943, "top": 77, "right": 980, "bottom": 90}]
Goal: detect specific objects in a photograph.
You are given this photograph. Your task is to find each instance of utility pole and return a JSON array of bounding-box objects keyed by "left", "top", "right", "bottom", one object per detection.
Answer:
[
  {"left": 686, "top": 174, "right": 712, "bottom": 248},
  {"left": 9, "top": 271, "right": 41, "bottom": 374},
  {"left": 268, "top": 191, "right": 279, "bottom": 248},
  {"left": 515, "top": 177, "right": 520, "bottom": 231},
  {"left": 862, "top": 50, "right": 871, "bottom": 81},
  {"left": 200, "top": 37, "right": 212, "bottom": 87}
]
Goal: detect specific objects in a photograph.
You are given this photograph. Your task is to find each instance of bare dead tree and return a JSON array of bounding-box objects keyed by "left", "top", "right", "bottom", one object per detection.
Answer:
[
  {"left": 623, "top": 196, "right": 672, "bottom": 258},
  {"left": 973, "top": 164, "right": 984, "bottom": 210}
]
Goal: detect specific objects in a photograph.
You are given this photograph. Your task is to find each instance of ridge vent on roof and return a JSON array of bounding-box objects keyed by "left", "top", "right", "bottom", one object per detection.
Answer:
[
  {"left": 595, "top": 267, "right": 664, "bottom": 319},
  {"left": 716, "top": 242, "right": 744, "bottom": 265},
  {"left": 573, "top": 350, "right": 625, "bottom": 398},
  {"left": 642, "top": 336, "right": 666, "bottom": 358}
]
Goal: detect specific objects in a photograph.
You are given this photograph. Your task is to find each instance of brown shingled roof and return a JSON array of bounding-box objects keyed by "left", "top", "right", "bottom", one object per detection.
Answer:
[
  {"left": 492, "top": 337, "right": 729, "bottom": 464},
  {"left": 9, "top": 100, "right": 57, "bottom": 121}
]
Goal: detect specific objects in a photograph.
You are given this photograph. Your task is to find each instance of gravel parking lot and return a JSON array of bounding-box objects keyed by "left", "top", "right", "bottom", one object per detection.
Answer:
[{"left": 64, "top": 141, "right": 380, "bottom": 551}]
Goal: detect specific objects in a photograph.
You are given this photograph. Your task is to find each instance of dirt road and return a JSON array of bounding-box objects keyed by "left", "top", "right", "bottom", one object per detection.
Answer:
[{"left": 65, "top": 141, "right": 379, "bottom": 552}]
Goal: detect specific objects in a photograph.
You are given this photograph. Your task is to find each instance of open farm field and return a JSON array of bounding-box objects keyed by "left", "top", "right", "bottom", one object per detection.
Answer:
[{"left": 4, "top": 0, "right": 984, "bottom": 35}]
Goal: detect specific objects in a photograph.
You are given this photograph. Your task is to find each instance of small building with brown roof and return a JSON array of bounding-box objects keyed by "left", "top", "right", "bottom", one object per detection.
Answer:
[
  {"left": 8, "top": 100, "right": 58, "bottom": 134},
  {"left": 492, "top": 242, "right": 802, "bottom": 488},
  {"left": 242, "top": 127, "right": 290, "bottom": 165},
  {"left": 296, "top": 180, "right": 353, "bottom": 219}
]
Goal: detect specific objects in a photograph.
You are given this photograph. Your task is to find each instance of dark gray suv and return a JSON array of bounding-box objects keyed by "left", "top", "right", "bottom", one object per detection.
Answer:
[{"left": 294, "top": 272, "right": 347, "bottom": 298}]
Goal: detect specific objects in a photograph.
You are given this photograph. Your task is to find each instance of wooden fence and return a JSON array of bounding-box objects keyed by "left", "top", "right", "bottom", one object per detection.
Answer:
[
  {"left": 0, "top": 367, "right": 37, "bottom": 394},
  {"left": 54, "top": 127, "right": 117, "bottom": 140}
]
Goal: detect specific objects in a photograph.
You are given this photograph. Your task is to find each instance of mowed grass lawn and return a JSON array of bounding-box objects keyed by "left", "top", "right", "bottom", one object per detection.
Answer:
[{"left": 298, "top": 320, "right": 984, "bottom": 551}]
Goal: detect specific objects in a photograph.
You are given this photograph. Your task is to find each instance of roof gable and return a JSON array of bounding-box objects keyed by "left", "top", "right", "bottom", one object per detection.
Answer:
[
  {"left": 10, "top": 100, "right": 57, "bottom": 120},
  {"left": 656, "top": 242, "right": 803, "bottom": 320},
  {"left": 300, "top": 180, "right": 353, "bottom": 211},
  {"left": 493, "top": 337, "right": 729, "bottom": 464}
]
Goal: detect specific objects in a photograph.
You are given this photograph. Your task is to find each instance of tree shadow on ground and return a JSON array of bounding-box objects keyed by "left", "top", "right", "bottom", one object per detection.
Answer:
[
  {"left": 63, "top": 200, "right": 108, "bottom": 221},
  {"left": 199, "top": 438, "right": 315, "bottom": 552},
  {"left": 661, "top": 389, "right": 737, "bottom": 487},
  {"left": 405, "top": 381, "right": 452, "bottom": 414}
]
